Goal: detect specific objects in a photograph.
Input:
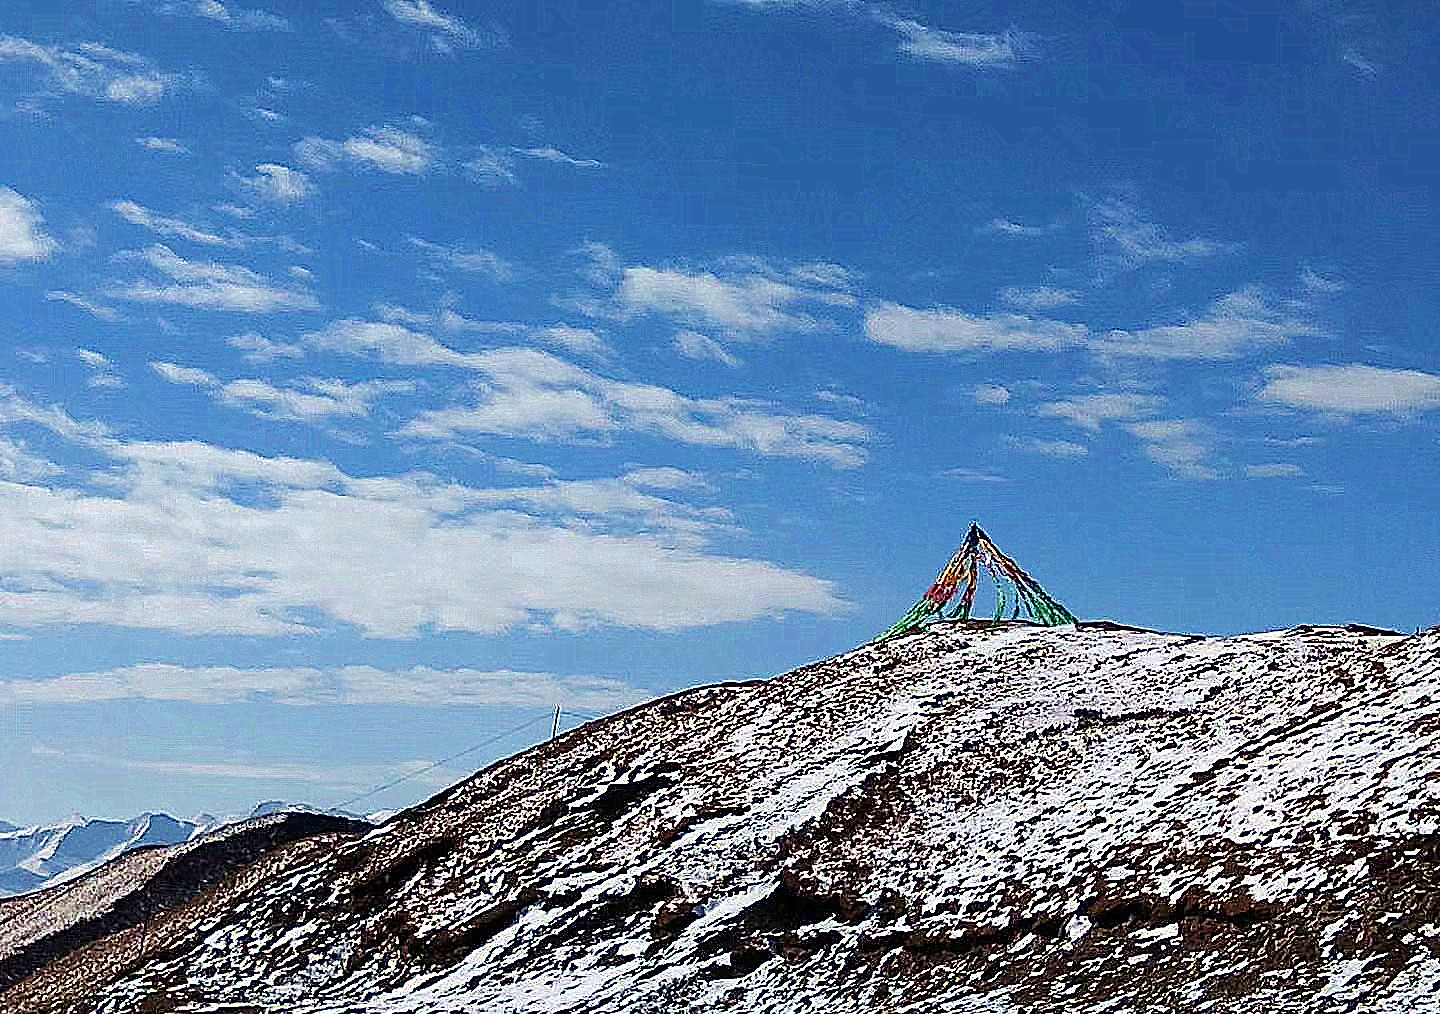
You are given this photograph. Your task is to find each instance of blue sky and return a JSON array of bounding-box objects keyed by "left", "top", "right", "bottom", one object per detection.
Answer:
[{"left": 1, "top": 0, "right": 1437, "bottom": 824}]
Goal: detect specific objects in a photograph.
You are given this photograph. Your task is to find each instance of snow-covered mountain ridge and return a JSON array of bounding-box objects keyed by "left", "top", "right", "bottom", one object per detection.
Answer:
[
  {"left": 0, "top": 813, "right": 203, "bottom": 899},
  {"left": 0, "top": 803, "right": 365, "bottom": 900},
  {"left": 5, "top": 621, "right": 1440, "bottom": 1013}
]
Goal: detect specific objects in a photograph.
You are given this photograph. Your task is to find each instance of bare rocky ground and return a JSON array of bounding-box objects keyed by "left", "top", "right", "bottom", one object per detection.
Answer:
[{"left": 5, "top": 620, "right": 1440, "bottom": 1013}]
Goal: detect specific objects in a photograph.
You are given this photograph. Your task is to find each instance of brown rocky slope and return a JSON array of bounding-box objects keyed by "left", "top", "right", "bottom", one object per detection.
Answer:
[{"left": 5, "top": 620, "right": 1440, "bottom": 1013}]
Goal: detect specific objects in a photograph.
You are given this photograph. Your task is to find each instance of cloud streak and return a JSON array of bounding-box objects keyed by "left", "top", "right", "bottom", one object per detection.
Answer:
[
  {"left": 107, "top": 245, "right": 320, "bottom": 312},
  {"left": 0, "top": 36, "right": 182, "bottom": 106},
  {"left": 6, "top": 663, "right": 649, "bottom": 710}
]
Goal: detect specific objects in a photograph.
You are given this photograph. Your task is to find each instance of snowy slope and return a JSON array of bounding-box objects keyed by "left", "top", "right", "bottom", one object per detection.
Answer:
[
  {"left": 0, "top": 814, "right": 202, "bottom": 899},
  {"left": 0, "top": 804, "right": 365, "bottom": 900},
  {"left": 7, "top": 621, "right": 1440, "bottom": 1014}
]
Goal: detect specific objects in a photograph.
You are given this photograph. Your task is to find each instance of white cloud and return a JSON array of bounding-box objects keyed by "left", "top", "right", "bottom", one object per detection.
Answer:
[
  {"left": 384, "top": 0, "right": 465, "bottom": 31},
  {"left": 980, "top": 217, "right": 1049, "bottom": 237},
  {"left": 939, "top": 466, "right": 1008, "bottom": 483},
  {"left": 236, "top": 163, "right": 314, "bottom": 204},
  {"left": 152, "top": 361, "right": 219, "bottom": 386},
  {"left": 110, "top": 200, "right": 233, "bottom": 247},
  {"left": 194, "top": 1, "right": 290, "bottom": 30},
  {"left": 1038, "top": 393, "right": 1163, "bottom": 432},
  {"left": 1097, "top": 286, "right": 1298, "bottom": 360},
  {"left": 306, "top": 319, "right": 865, "bottom": 465},
  {"left": 617, "top": 265, "right": 841, "bottom": 339},
  {"left": 0, "top": 393, "right": 847, "bottom": 636},
  {"left": 1244, "top": 462, "right": 1304, "bottom": 479},
  {"left": 28, "top": 743, "right": 453, "bottom": 791},
  {"left": 1088, "top": 196, "right": 1236, "bottom": 272},
  {"left": 1005, "top": 436, "right": 1088, "bottom": 458},
  {"left": 972, "top": 384, "right": 1010, "bottom": 405},
  {"left": 515, "top": 146, "right": 605, "bottom": 169},
  {"left": 152, "top": 359, "right": 408, "bottom": 421},
  {"left": 296, "top": 126, "right": 433, "bottom": 175},
  {"left": 532, "top": 325, "right": 610, "bottom": 359},
  {"left": 1258, "top": 364, "right": 1440, "bottom": 415},
  {"left": 1000, "top": 285, "right": 1076, "bottom": 310},
  {"left": 879, "top": 17, "right": 1022, "bottom": 67},
  {"left": 137, "top": 136, "right": 188, "bottom": 154},
  {"left": 307, "top": 319, "right": 480, "bottom": 367},
  {"left": 47, "top": 290, "right": 121, "bottom": 321},
  {"left": 219, "top": 377, "right": 410, "bottom": 422},
  {"left": 5, "top": 663, "right": 648, "bottom": 710},
  {"left": 408, "top": 236, "right": 512, "bottom": 281},
  {"left": 107, "top": 245, "right": 320, "bottom": 312},
  {"left": 0, "top": 187, "right": 56, "bottom": 264},
  {"left": 148, "top": 1, "right": 289, "bottom": 29},
  {"left": 1343, "top": 50, "right": 1379, "bottom": 77},
  {"left": 226, "top": 332, "right": 304, "bottom": 362},
  {"left": 865, "top": 301, "right": 1087, "bottom": 352},
  {"left": 394, "top": 345, "right": 869, "bottom": 468},
  {"left": 78, "top": 349, "right": 124, "bottom": 389},
  {"left": 1124, "top": 419, "right": 1220, "bottom": 480},
  {"left": 0, "top": 36, "right": 180, "bottom": 106},
  {"left": 675, "top": 330, "right": 741, "bottom": 368}
]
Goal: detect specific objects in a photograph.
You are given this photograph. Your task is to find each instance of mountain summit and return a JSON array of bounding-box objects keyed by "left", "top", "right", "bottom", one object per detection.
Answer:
[{"left": 4, "top": 621, "right": 1440, "bottom": 1012}]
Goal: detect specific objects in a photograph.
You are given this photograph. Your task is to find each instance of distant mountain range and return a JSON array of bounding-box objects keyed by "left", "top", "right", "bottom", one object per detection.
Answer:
[{"left": 0, "top": 802, "right": 363, "bottom": 898}]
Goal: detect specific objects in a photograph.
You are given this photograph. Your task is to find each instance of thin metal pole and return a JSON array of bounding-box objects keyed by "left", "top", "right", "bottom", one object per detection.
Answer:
[{"left": 550, "top": 704, "right": 561, "bottom": 739}]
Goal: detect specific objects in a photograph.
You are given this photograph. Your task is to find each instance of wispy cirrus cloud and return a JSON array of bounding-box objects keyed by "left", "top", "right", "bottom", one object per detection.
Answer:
[
  {"left": 877, "top": 16, "right": 1024, "bottom": 67},
  {"left": 675, "top": 330, "right": 741, "bottom": 368},
  {"left": 106, "top": 245, "right": 320, "bottom": 312},
  {"left": 572, "top": 252, "right": 857, "bottom": 356},
  {"left": 1037, "top": 392, "right": 1164, "bottom": 432},
  {"left": 296, "top": 125, "right": 434, "bottom": 175},
  {"left": 1000, "top": 286, "right": 1077, "bottom": 311},
  {"left": 305, "top": 318, "right": 868, "bottom": 466},
  {"left": 136, "top": 136, "right": 188, "bottom": 154},
  {"left": 864, "top": 301, "right": 1087, "bottom": 353},
  {"left": 1005, "top": 436, "right": 1088, "bottom": 458},
  {"left": 47, "top": 291, "right": 121, "bottom": 321},
  {"left": 77, "top": 349, "right": 124, "bottom": 389},
  {"left": 7, "top": 663, "right": 648, "bottom": 710},
  {"left": 110, "top": 200, "right": 234, "bottom": 247},
  {"left": 0, "top": 36, "right": 184, "bottom": 106},
  {"left": 149, "top": 0, "right": 291, "bottom": 31},
  {"left": 28, "top": 743, "right": 456, "bottom": 791},
  {"left": 515, "top": 146, "right": 605, "bottom": 169},
  {"left": 226, "top": 332, "right": 304, "bottom": 362},
  {"left": 382, "top": 0, "right": 502, "bottom": 50},
  {"left": 152, "top": 361, "right": 412, "bottom": 422},
  {"left": 1124, "top": 418, "right": 1221, "bottom": 480},
  {"left": 1095, "top": 286, "right": 1304, "bottom": 360},
  {"left": 1244, "top": 462, "right": 1304, "bottom": 479},
  {"left": 1087, "top": 194, "right": 1237, "bottom": 274},
  {"left": 408, "top": 236, "right": 512, "bottom": 282},
  {"left": 235, "top": 164, "right": 314, "bottom": 204}
]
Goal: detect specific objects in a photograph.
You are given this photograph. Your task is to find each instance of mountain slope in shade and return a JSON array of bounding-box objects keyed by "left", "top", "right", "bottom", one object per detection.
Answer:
[{"left": 5, "top": 621, "right": 1440, "bottom": 1013}]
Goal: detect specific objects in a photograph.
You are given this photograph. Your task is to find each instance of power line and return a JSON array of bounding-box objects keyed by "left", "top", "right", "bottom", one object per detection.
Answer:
[{"left": 334, "top": 712, "right": 552, "bottom": 811}]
